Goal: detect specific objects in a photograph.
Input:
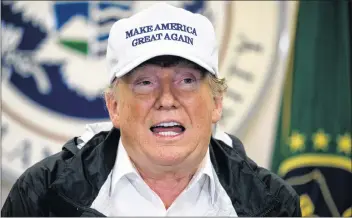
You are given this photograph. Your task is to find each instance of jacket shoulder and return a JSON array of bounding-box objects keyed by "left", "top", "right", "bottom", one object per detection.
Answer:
[
  {"left": 212, "top": 132, "right": 301, "bottom": 216},
  {"left": 21, "top": 137, "right": 80, "bottom": 190},
  {"left": 250, "top": 159, "right": 301, "bottom": 216},
  {"left": 1, "top": 137, "right": 80, "bottom": 216}
]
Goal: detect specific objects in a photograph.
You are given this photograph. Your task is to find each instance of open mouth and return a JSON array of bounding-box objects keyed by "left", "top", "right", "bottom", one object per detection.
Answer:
[{"left": 150, "top": 121, "right": 186, "bottom": 137}]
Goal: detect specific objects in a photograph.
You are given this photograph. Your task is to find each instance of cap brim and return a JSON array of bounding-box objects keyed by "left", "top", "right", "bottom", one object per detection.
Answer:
[{"left": 110, "top": 48, "right": 216, "bottom": 83}]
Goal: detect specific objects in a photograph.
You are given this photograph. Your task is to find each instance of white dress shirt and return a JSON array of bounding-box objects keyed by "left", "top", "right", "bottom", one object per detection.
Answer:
[{"left": 81, "top": 123, "right": 237, "bottom": 216}]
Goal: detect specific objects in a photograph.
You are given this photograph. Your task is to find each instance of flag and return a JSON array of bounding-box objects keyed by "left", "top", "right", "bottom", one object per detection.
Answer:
[{"left": 271, "top": 1, "right": 352, "bottom": 217}]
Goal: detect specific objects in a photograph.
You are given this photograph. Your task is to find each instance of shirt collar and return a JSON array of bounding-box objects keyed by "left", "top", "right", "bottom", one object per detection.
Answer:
[
  {"left": 191, "top": 147, "right": 216, "bottom": 204},
  {"left": 110, "top": 139, "right": 216, "bottom": 204},
  {"left": 110, "top": 138, "right": 139, "bottom": 195},
  {"left": 206, "top": 149, "right": 216, "bottom": 204}
]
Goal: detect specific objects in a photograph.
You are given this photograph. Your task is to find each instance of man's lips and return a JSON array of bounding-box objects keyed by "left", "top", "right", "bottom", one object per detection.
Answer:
[{"left": 150, "top": 121, "right": 186, "bottom": 136}]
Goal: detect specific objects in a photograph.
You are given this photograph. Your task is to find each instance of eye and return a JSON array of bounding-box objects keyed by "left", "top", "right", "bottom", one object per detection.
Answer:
[
  {"left": 138, "top": 80, "right": 152, "bottom": 86},
  {"left": 183, "top": 78, "right": 195, "bottom": 84},
  {"left": 132, "top": 78, "right": 157, "bottom": 94},
  {"left": 174, "top": 74, "right": 200, "bottom": 91}
]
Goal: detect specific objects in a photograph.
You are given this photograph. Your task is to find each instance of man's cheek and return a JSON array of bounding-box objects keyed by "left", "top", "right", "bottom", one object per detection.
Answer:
[{"left": 126, "top": 104, "right": 146, "bottom": 123}]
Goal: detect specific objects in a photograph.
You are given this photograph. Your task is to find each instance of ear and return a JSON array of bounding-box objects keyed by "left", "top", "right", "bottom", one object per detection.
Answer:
[
  {"left": 105, "top": 92, "right": 120, "bottom": 128},
  {"left": 211, "top": 95, "right": 223, "bottom": 123}
]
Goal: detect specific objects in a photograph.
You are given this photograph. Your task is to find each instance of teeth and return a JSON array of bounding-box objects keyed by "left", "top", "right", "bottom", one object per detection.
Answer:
[
  {"left": 157, "top": 131, "right": 179, "bottom": 136},
  {"left": 155, "top": 121, "right": 181, "bottom": 127}
]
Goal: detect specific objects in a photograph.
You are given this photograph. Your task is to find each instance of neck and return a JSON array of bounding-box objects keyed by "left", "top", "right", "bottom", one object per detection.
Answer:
[
  {"left": 133, "top": 162, "right": 198, "bottom": 209},
  {"left": 138, "top": 164, "right": 195, "bottom": 209}
]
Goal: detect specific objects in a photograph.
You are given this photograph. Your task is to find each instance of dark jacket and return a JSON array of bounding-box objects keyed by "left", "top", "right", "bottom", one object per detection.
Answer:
[{"left": 1, "top": 128, "right": 301, "bottom": 217}]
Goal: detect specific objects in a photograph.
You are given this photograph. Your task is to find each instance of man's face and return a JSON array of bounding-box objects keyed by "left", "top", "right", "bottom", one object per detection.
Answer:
[{"left": 107, "top": 60, "right": 223, "bottom": 168}]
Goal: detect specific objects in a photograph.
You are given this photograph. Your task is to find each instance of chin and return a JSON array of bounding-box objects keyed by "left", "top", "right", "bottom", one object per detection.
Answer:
[{"left": 149, "top": 148, "right": 189, "bottom": 166}]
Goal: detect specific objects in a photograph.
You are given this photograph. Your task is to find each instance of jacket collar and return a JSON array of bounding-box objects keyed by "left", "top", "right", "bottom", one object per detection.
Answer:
[
  {"left": 209, "top": 136, "right": 280, "bottom": 216},
  {"left": 49, "top": 128, "right": 120, "bottom": 208}
]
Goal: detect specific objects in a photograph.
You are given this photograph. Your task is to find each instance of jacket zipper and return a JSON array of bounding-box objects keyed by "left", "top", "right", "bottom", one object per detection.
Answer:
[{"left": 57, "top": 192, "right": 106, "bottom": 217}]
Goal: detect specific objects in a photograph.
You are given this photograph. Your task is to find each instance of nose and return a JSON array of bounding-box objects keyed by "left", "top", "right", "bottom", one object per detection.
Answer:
[{"left": 155, "top": 82, "right": 180, "bottom": 110}]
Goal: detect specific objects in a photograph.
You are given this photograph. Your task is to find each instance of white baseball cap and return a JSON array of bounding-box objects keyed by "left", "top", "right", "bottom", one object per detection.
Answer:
[{"left": 106, "top": 2, "right": 219, "bottom": 83}]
